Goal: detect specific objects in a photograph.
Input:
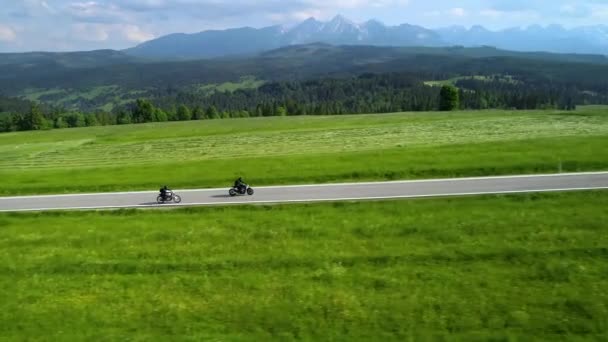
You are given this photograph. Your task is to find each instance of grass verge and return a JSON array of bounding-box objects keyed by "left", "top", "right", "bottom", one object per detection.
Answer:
[
  {"left": 0, "top": 191, "right": 607, "bottom": 340},
  {"left": 1, "top": 108, "right": 607, "bottom": 195}
]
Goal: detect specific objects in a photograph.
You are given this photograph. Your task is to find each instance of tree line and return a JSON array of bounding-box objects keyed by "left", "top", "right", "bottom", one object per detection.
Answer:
[
  {"left": 149, "top": 73, "right": 590, "bottom": 115},
  {"left": 1, "top": 71, "right": 602, "bottom": 133}
]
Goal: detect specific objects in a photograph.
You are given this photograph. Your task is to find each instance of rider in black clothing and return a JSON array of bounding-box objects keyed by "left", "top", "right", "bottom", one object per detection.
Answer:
[
  {"left": 234, "top": 177, "right": 246, "bottom": 193},
  {"left": 160, "top": 185, "right": 169, "bottom": 200}
]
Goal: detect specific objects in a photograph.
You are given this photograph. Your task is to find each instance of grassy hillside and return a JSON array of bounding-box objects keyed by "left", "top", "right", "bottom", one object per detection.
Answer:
[
  {"left": 1, "top": 107, "right": 607, "bottom": 195},
  {"left": 0, "top": 49, "right": 139, "bottom": 68},
  {"left": 1, "top": 192, "right": 606, "bottom": 339},
  {"left": 424, "top": 74, "right": 519, "bottom": 87}
]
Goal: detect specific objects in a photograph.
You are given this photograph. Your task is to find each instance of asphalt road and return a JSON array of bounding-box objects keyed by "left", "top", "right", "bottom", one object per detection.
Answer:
[{"left": 1, "top": 172, "right": 607, "bottom": 212}]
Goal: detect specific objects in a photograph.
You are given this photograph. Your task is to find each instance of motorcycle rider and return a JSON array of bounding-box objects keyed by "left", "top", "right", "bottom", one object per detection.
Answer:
[
  {"left": 159, "top": 185, "right": 169, "bottom": 200},
  {"left": 234, "top": 177, "right": 246, "bottom": 194}
]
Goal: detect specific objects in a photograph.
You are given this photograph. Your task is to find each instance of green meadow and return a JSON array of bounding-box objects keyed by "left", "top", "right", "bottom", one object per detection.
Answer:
[
  {"left": 0, "top": 192, "right": 607, "bottom": 340},
  {"left": 1, "top": 107, "right": 607, "bottom": 195}
]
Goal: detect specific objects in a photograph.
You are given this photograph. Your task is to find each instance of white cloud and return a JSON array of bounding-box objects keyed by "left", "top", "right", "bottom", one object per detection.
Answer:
[
  {"left": 423, "top": 10, "right": 441, "bottom": 17},
  {"left": 68, "top": 1, "right": 128, "bottom": 23},
  {"left": 70, "top": 22, "right": 155, "bottom": 43},
  {"left": 2, "top": 0, "right": 608, "bottom": 51},
  {"left": 267, "top": 10, "right": 326, "bottom": 23},
  {"left": 423, "top": 8, "right": 466, "bottom": 19},
  {"left": 71, "top": 23, "right": 110, "bottom": 41},
  {"left": 590, "top": 8, "right": 608, "bottom": 20},
  {"left": 40, "top": 1, "right": 56, "bottom": 13},
  {"left": 559, "top": 4, "right": 591, "bottom": 17},
  {"left": 0, "top": 25, "right": 17, "bottom": 41},
  {"left": 304, "top": 0, "right": 408, "bottom": 9},
  {"left": 122, "top": 24, "right": 155, "bottom": 42},
  {"left": 449, "top": 8, "right": 467, "bottom": 17},
  {"left": 480, "top": 9, "right": 503, "bottom": 18}
]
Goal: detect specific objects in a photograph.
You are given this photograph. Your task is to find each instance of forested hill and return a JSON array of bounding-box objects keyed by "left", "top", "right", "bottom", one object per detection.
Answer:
[
  {"left": 1, "top": 44, "right": 608, "bottom": 95},
  {"left": 1, "top": 44, "right": 608, "bottom": 116}
]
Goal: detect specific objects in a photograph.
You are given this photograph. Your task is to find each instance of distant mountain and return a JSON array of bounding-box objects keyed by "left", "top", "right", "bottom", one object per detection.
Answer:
[
  {"left": 125, "top": 26, "right": 285, "bottom": 59},
  {"left": 124, "top": 16, "right": 608, "bottom": 60},
  {"left": 436, "top": 25, "right": 608, "bottom": 55},
  {"left": 125, "top": 15, "right": 443, "bottom": 59}
]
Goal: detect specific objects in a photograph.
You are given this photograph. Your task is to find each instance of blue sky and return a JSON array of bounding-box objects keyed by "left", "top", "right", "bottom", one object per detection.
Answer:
[{"left": 1, "top": 0, "right": 608, "bottom": 52}]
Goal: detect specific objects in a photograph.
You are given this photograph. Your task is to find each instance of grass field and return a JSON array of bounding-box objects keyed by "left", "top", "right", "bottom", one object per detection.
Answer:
[
  {"left": 0, "top": 191, "right": 607, "bottom": 340},
  {"left": 21, "top": 86, "right": 147, "bottom": 111},
  {"left": 192, "top": 76, "right": 266, "bottom": 94},
  {"left": 1, "top": 107, "right": 607, "bottom": 195},
  {"left": 424, "top": 75, "right": 519, "bottom": 87}
]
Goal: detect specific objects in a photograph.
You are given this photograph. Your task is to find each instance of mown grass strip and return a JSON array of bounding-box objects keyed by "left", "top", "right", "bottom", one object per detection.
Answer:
[{"left": 1, "top": 108, "right": 607, "bottom": 195}]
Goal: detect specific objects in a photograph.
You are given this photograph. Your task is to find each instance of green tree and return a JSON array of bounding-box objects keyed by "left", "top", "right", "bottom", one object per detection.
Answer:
[
  {"left": 95, "top": 112, "right": 114, "bottom": 126},
  {"left": 65, "top": 113, "right": 86, "bottom": 128},
  {"left": 154, "top": 108, "right": 168, "bottom": 122},
  {"left": 85, "top": 113, "right": 99, "bottom": 127},
  {"left": 192, "top": 106, "right": 204, "bottom": 120},
  {"left": 206, "top": 106, "right": 220, "bottom": 119},
  {"left": 166, "top": 107, "right": 177, "bottom": 121},
  {"left": 177, "top": 105, "right": 192, "bottom": 121},
  {"left": 0, "top": 114, "right": 16, "bottom": 132},
  {"left": 255, "top": 104, "right": 263, "bottom": 117},
  {"left": 20, "top": 105, "right": 46, "bottom": 131},
  {"left": 132, "top": 99, "right": 155, "bottom": 123},
  {"left": 117, "top": 110, "right": 132, "bottom": 125},
  {"left": 54, "top": 116, "right": 68, "bottom": 129},
  {"left": 276, "top": 106, "right": 287, "bottom": 116},
  {"left": 439, "top": 85, "right": 460, "bottom": 111}
]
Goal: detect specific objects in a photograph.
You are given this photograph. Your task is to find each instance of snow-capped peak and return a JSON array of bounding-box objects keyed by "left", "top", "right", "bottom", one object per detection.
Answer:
[{"left": 322, "top": 15, "right": 361, "bottom": 34}]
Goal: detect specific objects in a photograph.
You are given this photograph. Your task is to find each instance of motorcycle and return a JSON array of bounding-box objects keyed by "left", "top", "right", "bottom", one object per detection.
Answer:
[
  {"left": 229, "top": 184, "right": 254, "bottom": 197},
  {"left": 157, "top": 190, "right": 182, "bottom": 204}
]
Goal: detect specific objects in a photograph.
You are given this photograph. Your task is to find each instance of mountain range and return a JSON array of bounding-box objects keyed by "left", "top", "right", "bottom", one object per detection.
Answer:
[{"left": 125, "top": 15, "right": 608, "bottom": 59}]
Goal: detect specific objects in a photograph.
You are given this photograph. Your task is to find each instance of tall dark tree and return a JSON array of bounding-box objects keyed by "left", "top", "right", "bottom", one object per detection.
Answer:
[
  {"left": 439, "top": 85, "right": 460, "bottom": 111},
  {"left": 176, "top": 104, "right": 192, "bottom": 121},
  {"left": 85, "top": 113, "right": 99, "bottom": 126},
  {"left": 117, "top": 110, "right": 132, "bottom": 125},
  {"left": 19, "top": 105, "right": 46, "bottom": 131},
  {"left": 206, "top": 106, "right": 220, "bottom": 119},
  {"left": 132, "top": 99, "right": 155, "bottom": 123},
  {"left": 154, "top": 108, "right": 168, "bottom": 122},
  {"left": 276, "top": 106, "right": 287, "bottom": 116},
  {"left": 0, "top": 114, "right": 16, "bottom": 132},
  {"left": 192, "top": 106, "right": 204, "bottom": 120},
  {"left": 54, "top": 116, "right": 68, "bottom": 129},
  {"left": 65, "top": 113, "right": 86, "bottom": 127}
]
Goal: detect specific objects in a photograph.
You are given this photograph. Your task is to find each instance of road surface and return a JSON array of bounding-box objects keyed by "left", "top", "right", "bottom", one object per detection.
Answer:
[{"left": 1, "top": 172, "right": 607, "bottom": 212}]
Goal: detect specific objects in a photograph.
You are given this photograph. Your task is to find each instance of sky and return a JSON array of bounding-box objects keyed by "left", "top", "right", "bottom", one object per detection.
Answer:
[{"left": 1, "top": 0, "right": 608, "bottom": 52}]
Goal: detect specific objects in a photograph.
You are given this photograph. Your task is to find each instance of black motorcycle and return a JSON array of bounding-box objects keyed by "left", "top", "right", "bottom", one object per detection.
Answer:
[
  {"left": 157, "top": 190, "right": 182, "bottom": 204},
  {"left": 229, "top": 184, "right": 254, "bottom": 197}
]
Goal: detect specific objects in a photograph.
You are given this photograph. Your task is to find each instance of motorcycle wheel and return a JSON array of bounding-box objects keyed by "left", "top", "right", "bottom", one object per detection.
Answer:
[
  {"left": 157, "top": 195, "right": 164, "bottom": 204},
  {"left": 247, "top": 188, "right": 254, "bottom": 196},
  {"left": 229, "top": 189, "right": 237, "bottom": 197},
  {"left": 173, "top": 195, "right": 182, "bottom": 204}
]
